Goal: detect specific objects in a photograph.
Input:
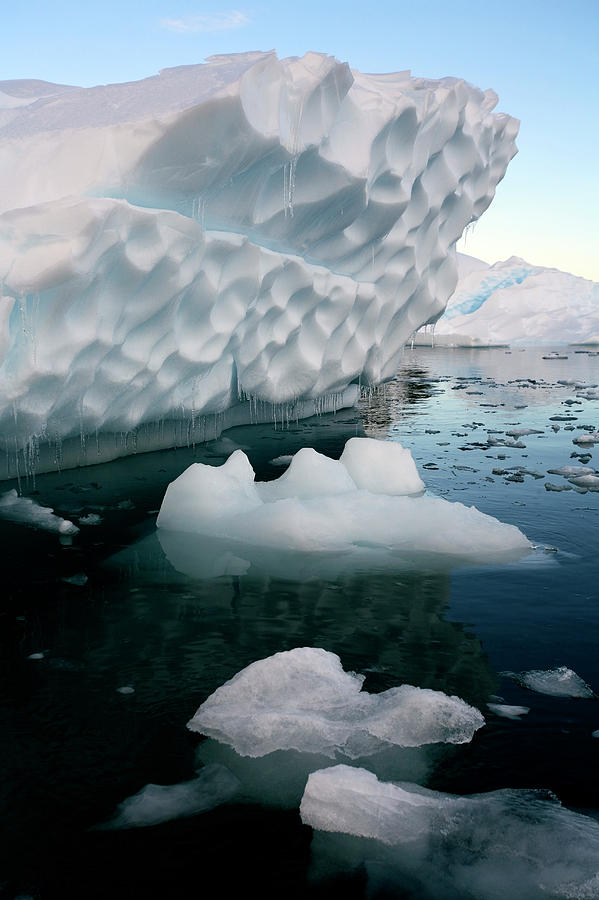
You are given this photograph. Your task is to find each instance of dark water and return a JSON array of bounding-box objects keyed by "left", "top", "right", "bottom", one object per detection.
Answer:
[{"left": 1, "top": 346, "right": 598, "bottom": 899}]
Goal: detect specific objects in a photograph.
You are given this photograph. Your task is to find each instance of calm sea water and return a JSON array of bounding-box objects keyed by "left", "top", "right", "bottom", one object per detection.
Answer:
[{"left": 1, "top": 346, "right": 598, "bottom": 899}]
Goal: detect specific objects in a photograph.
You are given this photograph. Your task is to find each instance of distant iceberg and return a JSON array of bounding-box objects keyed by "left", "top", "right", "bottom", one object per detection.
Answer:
[
  {"left": 413, "top": 254, "right": 599, "bottom": 346},
  {"left": 0, "top": 52, "right": 518, "bottom": 477}
]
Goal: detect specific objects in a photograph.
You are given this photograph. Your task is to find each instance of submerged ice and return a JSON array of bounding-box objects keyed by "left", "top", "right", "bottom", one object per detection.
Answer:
[
  {"left": 187, "top": 647, "right": 485, "bottom": 758},
  {"left": 300, "top": 765, "right": 599, "bottom": 900},
  {"left": 0, "top": 51, "right": 518, "bottom": 476},
  {"left": 157, "top": 437, "right": 531, "bottom": 561}
]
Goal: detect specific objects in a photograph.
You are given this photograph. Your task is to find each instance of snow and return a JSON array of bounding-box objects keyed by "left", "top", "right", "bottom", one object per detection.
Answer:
[
  {"left": 504, "top": 666, "right": 595, "bottom": 698},
  {"left": 300, "top": 765, "right": 599, "bottom": 899},
  {"left": 187, "top": 647, "right": 484, "bottom": 758},
  {"left": 99, "top": 764, "right": 240, "bottom": 829},
  {"left": 0, "top": 489, "right": 79, "bottom": 534},
  {"left": 157, "top": 438, "right": 531, "bottom": 561},
  {"left": 414, "top": 255, "right": 599, "bottom": 346},
  {"left": 0, "top": 52, "right": 518, "bottom": 477}
]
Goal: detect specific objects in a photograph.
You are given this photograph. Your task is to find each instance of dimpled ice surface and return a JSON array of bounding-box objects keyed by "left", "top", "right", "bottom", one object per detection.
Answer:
[{"left": 0, "top": 52, "right": 518, "bottom": 477}]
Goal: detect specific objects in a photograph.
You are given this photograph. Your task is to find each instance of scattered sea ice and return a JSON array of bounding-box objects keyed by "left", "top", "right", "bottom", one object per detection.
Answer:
[
  {"left": 99, "top": 764, "right": 240, "bottom": 828},
  {"left": 504, "top": 666, "right": 595, "bottom": 698},
  {"left": 187, "top": 647, "right": 484, "bottom": 758}
]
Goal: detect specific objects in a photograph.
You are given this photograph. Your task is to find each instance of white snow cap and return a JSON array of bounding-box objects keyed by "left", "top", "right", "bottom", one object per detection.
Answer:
[
  {"left": 158, "top": 438, "right": 531, "bottom": 561},
  {"left": 187, "top": 647, "right": 485, "bottom": 758}
]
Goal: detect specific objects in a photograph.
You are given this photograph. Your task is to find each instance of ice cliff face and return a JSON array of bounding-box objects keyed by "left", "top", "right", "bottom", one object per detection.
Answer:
[
  {"left": 416, "top": 255, "right": 599, "bottom": 346},
  {"left": 0, "top": 51, "right": 518, "bottom": 476}
]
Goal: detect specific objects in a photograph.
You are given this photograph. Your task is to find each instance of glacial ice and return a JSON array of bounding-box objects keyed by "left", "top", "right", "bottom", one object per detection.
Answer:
[
  {"left": 99, "top": 763, "right": 240, "bottom": 829},
  {"left": 157, "top": 437, "right": 531, "bottom": 561},
  {"left": 0, "top": 51, "right": 518, "bottom": 476},
  {"left": 187, "top": 647, "right": 485, "bottom": 758},
  {"left": 300, "top": 765, "right": 599, "bottom": 899},
  {"left": 415, "top": 254, "right": 599, "bottom": 346}
]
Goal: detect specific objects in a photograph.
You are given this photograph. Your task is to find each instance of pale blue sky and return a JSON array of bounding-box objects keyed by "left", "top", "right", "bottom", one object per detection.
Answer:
[{"left": 3, "top": 0, "right": 598, "bottom": 280}]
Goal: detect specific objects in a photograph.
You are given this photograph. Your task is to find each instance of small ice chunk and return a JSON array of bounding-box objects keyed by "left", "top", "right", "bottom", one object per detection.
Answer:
[
  {"left": 506, "top": 428, "right": 543, "bottom": 437},
  {"left": 547, "top": 466, "right": 595, "bottom": 477},
  {"left": 567, "top": 474, "right": 599, "bottom": 490},
  {"left": 79, "top": 512, "right": 102, "bottom": 525},
  {"left": 117, "top": 685, "right": 135, "bottom": 695},
  {"left": 504, "top": 666, "right": 595, "bottom": 698},
  {"left": 339, "top": 437, "right": 425, "bottom": 495},
  {"left": 487, "top": 703, "right": 530, "bottom": 719},
  {"left": 62, "top": 572, "right": 88, "bottom": 586},
  {"left": 592, "top": 730, "right": 599, "bottom": 739},
  {"left": 100, "top": 764, "right": 240, "bottom": 828},
  {"left": 0, "top": 489, "right": 79, "bottom": 535},
  {"left": 269, "top": 454, "right": 293, "bottom": 466},
  {"left": 27, "top": 652, "right": 44, "bottom": 660},
  {"left": 187, "top": 647, "right": 484, "bottom": 758},
  {"left": 573, "top": 432, "right": 599, "bottom": 445}
]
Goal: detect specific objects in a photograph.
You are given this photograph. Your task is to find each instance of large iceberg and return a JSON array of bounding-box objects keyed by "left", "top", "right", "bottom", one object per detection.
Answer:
[
  {"left": 414, "top": 254, "right": 599, "bottom": 346},
  {"left": 0, "top": 52, "right": 518, "bottom": 477}
]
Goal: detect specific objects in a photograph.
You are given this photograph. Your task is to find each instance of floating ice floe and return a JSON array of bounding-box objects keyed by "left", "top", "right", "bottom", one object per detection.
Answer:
[
  {"left": 300, "top": 765, "right": 599, "bottom": 900},
  {"left": 504, "top": 666, "right": 595, "bottom": 698},
  {"left": 99, "top": 764, "right": 240, "bottom": 829},
  {"left": 573, "top": 432, "right": 599, "bottom": 445},
  {"left": 187, "top": 647, "right": 485, "bottom": 758},
  {"left": 157, "top": 438, "right": 531, "bottom": 565},
  {"left": 0, "top": 489, "right": 79, "bottom": 534}
]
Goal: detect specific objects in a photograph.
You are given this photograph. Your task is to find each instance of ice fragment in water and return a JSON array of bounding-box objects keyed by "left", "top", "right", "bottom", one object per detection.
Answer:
[
  {"left": 187, "top": 647, "right": 485, "bottom": 758},
  {"left": 0, "top": 489, "right": 79, "bottom": 534},
  {"left": 487, "top": 703, "right": 529, "bottom": 719},
  {"left": 504, "top": 666, "right": 595, "bottom": 698}
]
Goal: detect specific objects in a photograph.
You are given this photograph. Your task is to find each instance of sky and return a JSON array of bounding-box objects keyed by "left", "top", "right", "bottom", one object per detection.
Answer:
[{"left": 3, "top": 0, "right": 598, "bottom": 281}]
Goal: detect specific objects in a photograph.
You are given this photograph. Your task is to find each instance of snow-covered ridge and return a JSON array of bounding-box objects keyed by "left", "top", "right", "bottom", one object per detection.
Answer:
[
  {"left": 415, "top": 255, "right": 599, "bottom": 346},
  {"left": 0, "top": 52, "right": 518, "bottom": 476}
]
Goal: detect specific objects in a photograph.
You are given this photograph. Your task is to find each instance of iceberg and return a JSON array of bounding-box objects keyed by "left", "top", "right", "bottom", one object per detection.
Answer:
[
  {"left": 414, "top": 254, "right": 599, "bottom": 346},
  {"left": 300, "top": 765, "right": 599, "bottom": 899},
  {"left": 0, "top": 52, "right": 518, "bottom": 477},
  {"left": 157, "top": 438, "right": 531, "bottom": 563},
  {"left": 187, "top": 647, "right": 485, "bottom": 758}
]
